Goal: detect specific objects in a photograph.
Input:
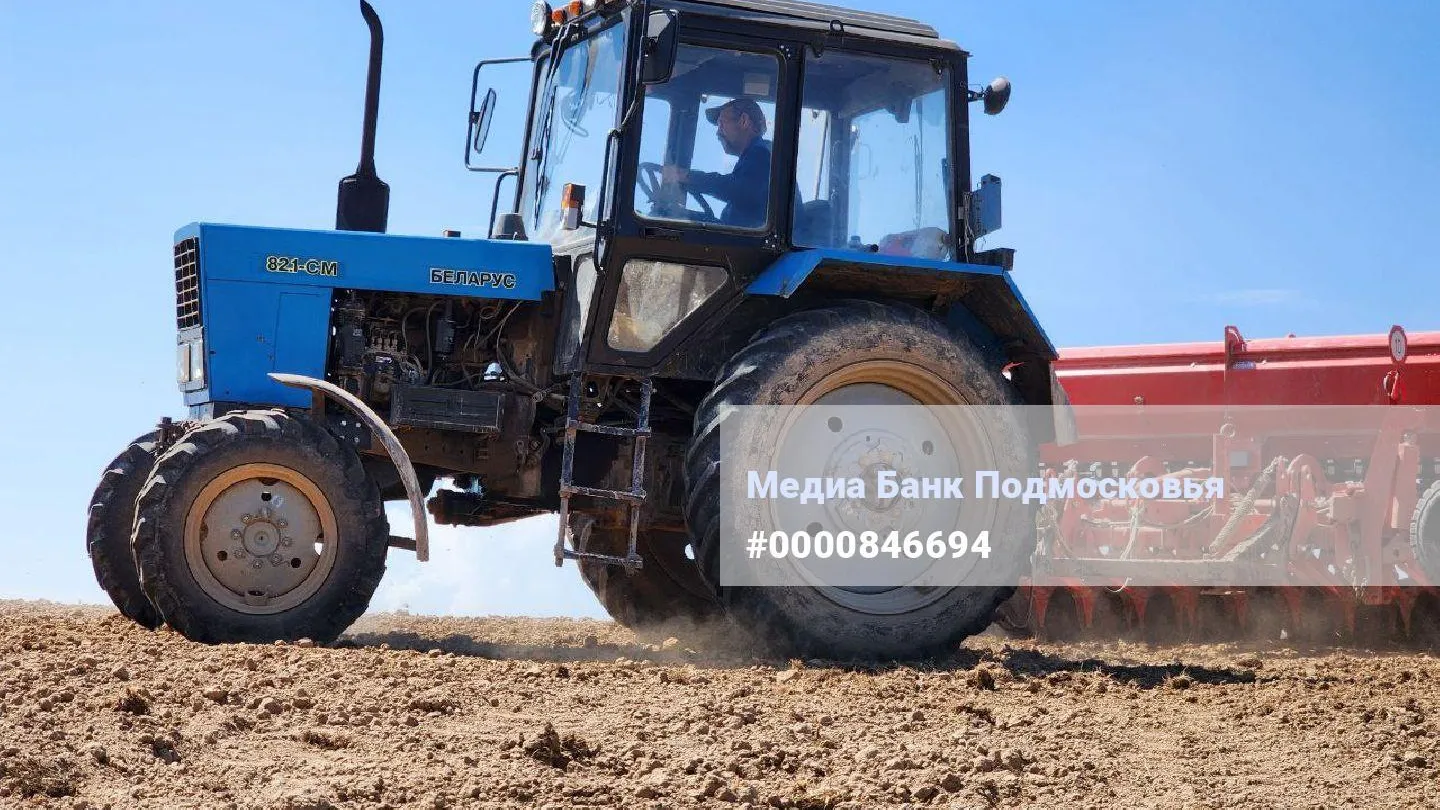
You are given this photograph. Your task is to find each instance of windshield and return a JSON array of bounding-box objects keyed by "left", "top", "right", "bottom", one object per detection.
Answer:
[{"left": 519, "top": 22, "right": 628, "bottom": 244}]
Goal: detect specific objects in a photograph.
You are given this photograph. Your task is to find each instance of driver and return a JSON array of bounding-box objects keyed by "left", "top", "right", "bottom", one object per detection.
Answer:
[{"left": 662, "top": 98, "right": 771, "bottom": 228}]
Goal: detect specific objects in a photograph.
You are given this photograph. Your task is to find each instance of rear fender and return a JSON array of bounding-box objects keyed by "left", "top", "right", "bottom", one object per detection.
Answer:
[{"left": 747, "top": 249, "right": 1074, "bottom": 445}]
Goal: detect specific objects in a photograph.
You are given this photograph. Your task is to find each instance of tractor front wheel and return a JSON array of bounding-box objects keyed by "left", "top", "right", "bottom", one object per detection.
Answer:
[
  {"left": 86, "top": 431, "right": 164, "bottom": 628},
  {"left": 133, "top": 410, "right": 389, "bottom": 645}
]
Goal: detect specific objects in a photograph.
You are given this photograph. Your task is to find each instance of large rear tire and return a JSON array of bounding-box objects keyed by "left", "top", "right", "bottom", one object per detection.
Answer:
[
  {"left": 86, "top": 432, "right": 164, "bottom": 628},
  {"left": 133, "top": 410, "right": 389, "bottom": 645},
  {"left": 685, "top": 300, "right": 1037, "bottom": 660},
  {"left": 573, "top": 519, "right": 720, "bottom": 633}
]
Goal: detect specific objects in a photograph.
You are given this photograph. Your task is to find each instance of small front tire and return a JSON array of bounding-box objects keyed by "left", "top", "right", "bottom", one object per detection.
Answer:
[
  {"left": 86, "top": 432, "right": 164, "bottom": 629},
  {"left": 133, "top": 410, "right": 389, "bottom": 645}
]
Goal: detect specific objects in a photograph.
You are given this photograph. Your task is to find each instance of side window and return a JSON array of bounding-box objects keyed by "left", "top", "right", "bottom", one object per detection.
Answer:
[
  {"left": 793, "top": 107, "right": 836, "bottom": 247},
  {"left": 795, "top": 50, "right": 955, "bottom": 260},
  {"left": 635, "top": 96, "right": 673, "bottom": 175},
  {"left": 633, "top": 44, "right": 780, "bottom": 231}
]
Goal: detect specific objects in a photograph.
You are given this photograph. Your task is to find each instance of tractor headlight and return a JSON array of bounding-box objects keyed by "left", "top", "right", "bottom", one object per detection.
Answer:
[
  {"left": 531, "top": 1, "right": 552, "bottom": 37},
  {"left": 177, "top": 333, "right": 205, "bottom": 386},
  {"left": 190, "top": 335, "right": 206, "bottom": 384},
  {"left": 177, "top": 342, "right": 192, "bottom": 384}
]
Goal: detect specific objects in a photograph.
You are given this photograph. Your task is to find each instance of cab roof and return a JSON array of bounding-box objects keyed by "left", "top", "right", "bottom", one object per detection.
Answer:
[{"left": 667, "top": 0, "right": 941, "bottom": 41}]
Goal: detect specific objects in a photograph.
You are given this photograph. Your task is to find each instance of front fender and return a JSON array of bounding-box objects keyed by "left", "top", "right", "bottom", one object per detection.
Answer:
[{"left": 269, "top": 372, "right": 430, "bottom": 562}]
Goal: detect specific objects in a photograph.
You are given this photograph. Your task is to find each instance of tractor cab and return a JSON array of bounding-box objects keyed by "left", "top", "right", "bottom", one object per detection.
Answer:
[{"left": 471, "top": 0, "right": 1015, "bottom": 374}]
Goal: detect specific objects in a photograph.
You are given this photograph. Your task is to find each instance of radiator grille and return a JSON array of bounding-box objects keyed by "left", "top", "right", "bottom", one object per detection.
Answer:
[{"left": 174, "top": 238, "right": 201, "bottom": 329}]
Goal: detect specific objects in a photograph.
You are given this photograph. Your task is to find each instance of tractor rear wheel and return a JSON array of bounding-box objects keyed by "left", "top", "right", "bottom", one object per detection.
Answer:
[
  {"left": 573, "top": 519, "right": 720, "bottom": 633},
  {"left": 685, "top": 300, "right": 1037, "bottom": 660},
  {"left": 133, "top": 410, "right": 389, "bottom": 645},
  {"left": 86, "top": 431, "right": 164, "bottom": 628}
]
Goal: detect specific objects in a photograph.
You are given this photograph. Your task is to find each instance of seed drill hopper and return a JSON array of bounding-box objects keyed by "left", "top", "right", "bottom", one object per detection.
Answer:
[{"left": 999, "top": 325, "right": 1440, "bottom": 644}]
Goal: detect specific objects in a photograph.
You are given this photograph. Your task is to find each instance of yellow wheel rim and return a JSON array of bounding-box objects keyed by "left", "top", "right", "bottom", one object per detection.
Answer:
[{"left": 183, "top": 463, "right": 338, "bottom": 615}]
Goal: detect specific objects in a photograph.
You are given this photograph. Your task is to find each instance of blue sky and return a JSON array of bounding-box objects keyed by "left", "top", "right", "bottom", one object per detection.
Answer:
[{"left": 1, "top": 1, "right": 1437, "bottom": 616}]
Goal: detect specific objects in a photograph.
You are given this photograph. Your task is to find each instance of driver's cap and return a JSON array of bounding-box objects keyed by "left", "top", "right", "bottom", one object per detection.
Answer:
[{"left": 705, "top": 98, "right": 767, "bottom": 135}]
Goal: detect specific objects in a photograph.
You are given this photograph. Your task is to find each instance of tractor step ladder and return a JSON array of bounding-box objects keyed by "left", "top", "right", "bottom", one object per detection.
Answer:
[{"left": 553, "top": 374, "right": 651, "bottom": 571}]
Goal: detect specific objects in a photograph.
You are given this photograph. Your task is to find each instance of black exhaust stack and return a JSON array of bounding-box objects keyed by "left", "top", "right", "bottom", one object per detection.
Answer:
[{"left": 335, "top": 0, "right": 390, "bottom": 233}]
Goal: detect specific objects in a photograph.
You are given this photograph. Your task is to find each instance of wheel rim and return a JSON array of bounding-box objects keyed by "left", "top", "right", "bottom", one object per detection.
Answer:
[
  {"left": 183, "top": 463, "right": 338, "bottom": 615},
  {"left": 796, "top": 360, "right": 967, "bottom": 408},
  {"left": 771, "top": 359, "right": 1003, "bottom": 616}
]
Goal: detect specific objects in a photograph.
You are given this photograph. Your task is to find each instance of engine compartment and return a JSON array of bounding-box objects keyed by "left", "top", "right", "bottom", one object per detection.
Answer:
[{"left": 329, "top": 290, "right": 546, "bottom": 409}]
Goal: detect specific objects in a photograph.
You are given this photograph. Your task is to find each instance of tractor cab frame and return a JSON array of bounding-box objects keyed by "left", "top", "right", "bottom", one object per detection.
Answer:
[{"left": 471, "top": 0, "right": 1033, "bottom": 384}]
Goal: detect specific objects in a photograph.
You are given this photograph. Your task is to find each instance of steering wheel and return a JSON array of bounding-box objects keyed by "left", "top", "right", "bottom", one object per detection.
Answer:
[
  {"left": 689, "top": 188, "right": 717, "bottom": 222},
  {"left": 636, "top": 161, "right": 665, "bottom": 205},
  {"left": 636, "top": 162, "right": 718, "bottom": 222}
]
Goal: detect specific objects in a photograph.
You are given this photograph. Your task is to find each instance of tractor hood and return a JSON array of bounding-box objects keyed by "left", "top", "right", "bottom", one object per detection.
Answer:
[
  {"left": 172, "top": 223, "right": 554, "bottom": 410},
  {"left": 173, "top": 223, "right": 554, "bottom": 298}
]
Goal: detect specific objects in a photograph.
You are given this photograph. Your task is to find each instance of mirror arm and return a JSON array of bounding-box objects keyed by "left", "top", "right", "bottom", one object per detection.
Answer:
[
  {"left": 487, "top": 168, "right": 520, "bottom": 237},
  {"left": 466, "top": 56, "right": 533, "bottom": 170}
]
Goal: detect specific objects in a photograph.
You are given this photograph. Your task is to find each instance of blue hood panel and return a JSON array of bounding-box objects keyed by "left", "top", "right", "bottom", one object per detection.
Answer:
[
  {"left": 176, "top": 223, "right": 554, "bottom": 409},
  {"left": 175, "top": 222, "right": 554, "bottom": 298}
]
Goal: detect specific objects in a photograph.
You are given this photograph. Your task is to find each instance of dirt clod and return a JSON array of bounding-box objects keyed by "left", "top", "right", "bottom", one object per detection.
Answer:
[
  {"left": 0, "top": 757, "right": 75, "bottom": 799},
  {"left": 522, "top": 723, "right": 595, "bottom": 770},
  {"left": 114, "top": 688, "right": 148, "bottom": 715}
]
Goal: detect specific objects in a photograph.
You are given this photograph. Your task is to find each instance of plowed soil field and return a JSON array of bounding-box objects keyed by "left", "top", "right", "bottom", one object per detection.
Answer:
[{"left": 1, "top": 600, "right": 1437, "bottom": 808}]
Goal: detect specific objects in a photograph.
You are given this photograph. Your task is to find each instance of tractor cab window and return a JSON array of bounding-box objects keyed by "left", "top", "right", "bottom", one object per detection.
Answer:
[
  {"left": 520, "top": 22, "right": 627, "bottom": 244},
  {"left": 794, "top": 51, "right": 955, "bottom": 260},
  {"left": 633, "top": 44, "right": 780, "bottom": 231}
]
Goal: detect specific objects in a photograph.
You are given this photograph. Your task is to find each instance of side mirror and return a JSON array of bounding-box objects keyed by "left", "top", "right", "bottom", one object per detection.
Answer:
[
  {"left": 640, "top": 10, "right": 679, "bottom": 85},
  {"left": 465, "top": 56, "right": 529, "bottom": 173},
  {"left": 470, "top": 87, "right": 497, "bottom": 156},
  {"left": 982, "top": 76, "right": 1011, "bottom": 115}
]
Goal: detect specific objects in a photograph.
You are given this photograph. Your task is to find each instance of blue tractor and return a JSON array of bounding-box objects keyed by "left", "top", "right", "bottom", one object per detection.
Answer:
[{"left": 87, "top": 0, "right": 1067, "bottom": 659}]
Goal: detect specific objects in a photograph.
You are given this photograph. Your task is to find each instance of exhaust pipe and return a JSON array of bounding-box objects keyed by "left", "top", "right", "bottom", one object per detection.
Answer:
[{"left": 335, "top": 0, "right": 390, "bottom": 233}]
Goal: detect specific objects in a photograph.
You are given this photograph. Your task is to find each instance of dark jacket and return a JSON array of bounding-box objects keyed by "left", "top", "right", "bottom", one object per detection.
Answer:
[{"left": 685, "top": 138, "right": 772, "bottom": 228}]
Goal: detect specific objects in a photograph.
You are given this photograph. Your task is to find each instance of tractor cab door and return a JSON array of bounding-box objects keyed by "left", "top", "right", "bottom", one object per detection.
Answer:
[{"left": 576, "top": 31, "right": 799, "bottom": 375}]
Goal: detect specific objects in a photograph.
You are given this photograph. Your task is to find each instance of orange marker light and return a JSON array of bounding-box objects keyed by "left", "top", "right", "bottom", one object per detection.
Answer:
[
  {"left": 567, "top": 1, "right": 584, "bottom": 16},
  {"left": 561, "top": 183, "right": 587, "bottom": 231},
  {"left": 551, "top": 8, "right": 565, "bottom": 23}
]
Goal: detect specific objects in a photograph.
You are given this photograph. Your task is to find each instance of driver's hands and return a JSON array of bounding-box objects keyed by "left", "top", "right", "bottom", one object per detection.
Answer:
[{"left": 662, "top": 164, "right": 689, "bottom": 185}]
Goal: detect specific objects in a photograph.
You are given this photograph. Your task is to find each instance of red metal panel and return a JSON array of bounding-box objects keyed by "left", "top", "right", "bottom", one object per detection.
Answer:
[
  {"left": 1016, "top": 325, "right": 1440, "bottom": 640},
  {"left": 1055, "top": 326, "right": 1440, "bottom": 406}
]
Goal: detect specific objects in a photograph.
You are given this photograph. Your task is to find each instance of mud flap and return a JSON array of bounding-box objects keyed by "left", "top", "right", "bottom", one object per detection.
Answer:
[
  {"left": 269, "top": 372, "right": 430, "bottom": 561},
  {"left": 1050, "top": 369, "right": 1078, "bottom": 446}
]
